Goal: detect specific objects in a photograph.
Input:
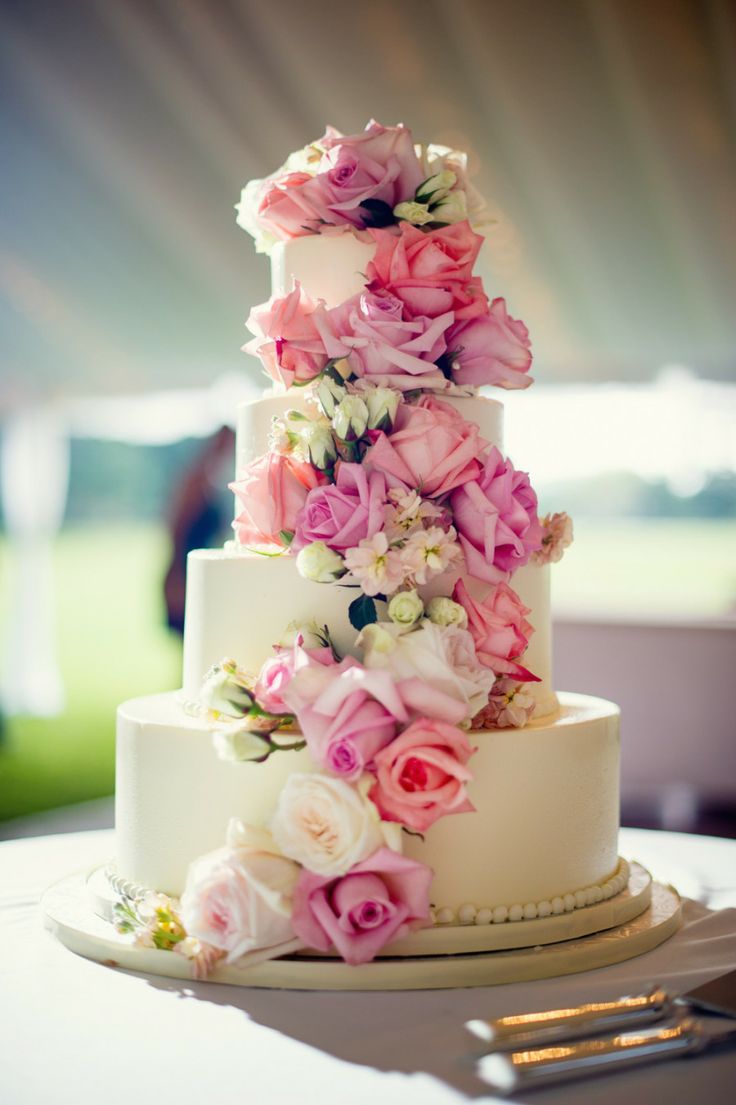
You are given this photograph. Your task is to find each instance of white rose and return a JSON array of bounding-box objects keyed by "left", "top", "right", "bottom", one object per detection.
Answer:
[
  {"left": 180, "top": 838, "right": 300, "bottom": 963},
  {"left": 212, "top": 726, "right": 271, "bottom": 763},
  {"left": 393, "top": 200, "right": 434, "bottom": 226},
  {"left": 234, "top": 180, "right": 278, "bottom": 255},
  {"left": 362, "top": 620, "right": 493, "bottom": 719},
  {"left": 296, "top": 541, "right": 346, "bottom": 583},
  {"left": 332, "top": 395, "right": 369, "bottom": 441},
  {"left": 362, "top": 385, "right": 401, "bottom": 432},
  {"left": 388, "top": 589, "right": 424, "bottom": 630},
  {"left": 277, "top": 620, "right": 328, "bottom": 649},
  {"left": 316, "top": 373, "right": 347, "bottom": 418},
  {"left": 302, "top": 422, "right": 337, "bottom": 470},
  {"left": 270, "top": 774, "right": 391, "bottom": 876},
  {"left": 198, "top": 660, "right": 254, "bottom": 718},
  {"left": 426, "top": 596, "right": 468, "bottom": 629},
  {"left": 415, "top": 168, "right": 457, "bottom": 205},
  {"left": 430, "top": 190, "right": 468, "bottom": 224},
  {"left": 356, "top": 621, "right": 399, "bottom": 659}
]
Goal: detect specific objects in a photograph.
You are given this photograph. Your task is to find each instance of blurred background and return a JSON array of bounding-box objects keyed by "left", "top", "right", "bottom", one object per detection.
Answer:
[{"left": 1, "top": 0, "right": 734, "bottom": 836}]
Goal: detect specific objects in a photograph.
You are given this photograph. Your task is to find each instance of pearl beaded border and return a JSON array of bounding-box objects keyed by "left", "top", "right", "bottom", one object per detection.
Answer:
[{"left": 430, "top": 858, "right": 630, "bottom": 927}]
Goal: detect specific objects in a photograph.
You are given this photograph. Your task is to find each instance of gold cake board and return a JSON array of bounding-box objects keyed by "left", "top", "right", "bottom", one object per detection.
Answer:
[{"left": 41, "top": 861, "right": 681, "bottom": 990}]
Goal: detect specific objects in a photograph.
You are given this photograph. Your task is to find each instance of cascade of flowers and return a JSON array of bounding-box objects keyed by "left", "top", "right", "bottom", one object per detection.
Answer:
[{"left": 117, "top": 121, "right": 573, "bottom": 974}]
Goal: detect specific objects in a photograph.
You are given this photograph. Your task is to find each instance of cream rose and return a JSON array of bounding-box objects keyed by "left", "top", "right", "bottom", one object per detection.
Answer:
[
  {"left": 180, "top": 823, "right": 300, "bottom": 963},
  {"left": 270, "top": 773, "right": 398, "bottom": 876}
]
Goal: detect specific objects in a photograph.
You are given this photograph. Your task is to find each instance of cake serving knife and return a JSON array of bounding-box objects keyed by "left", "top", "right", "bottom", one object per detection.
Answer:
[
  {"left": 476, "top": 1012, "right": 736, "bottom": 1094},
  {"left": 466, "top": 968, "right": 736, "bottom": 1051}
]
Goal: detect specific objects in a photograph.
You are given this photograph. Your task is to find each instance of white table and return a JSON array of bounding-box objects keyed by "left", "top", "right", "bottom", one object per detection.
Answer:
[{"left": 1, "top": 828, "right": 735, "bottom": 1105}]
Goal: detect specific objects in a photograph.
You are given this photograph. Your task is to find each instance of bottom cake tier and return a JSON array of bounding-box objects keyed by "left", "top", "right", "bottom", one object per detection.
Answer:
[{"left": 115, "top": 691, "right": 620, "bottom": 927}]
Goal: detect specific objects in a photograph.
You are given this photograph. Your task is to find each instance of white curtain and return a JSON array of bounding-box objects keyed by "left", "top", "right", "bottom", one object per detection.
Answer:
[{"left": 1, "top": 408, "right": 69, "bottom": 716}]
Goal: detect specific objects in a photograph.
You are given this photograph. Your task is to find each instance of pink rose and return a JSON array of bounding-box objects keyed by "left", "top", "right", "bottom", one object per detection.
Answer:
[
  {"left": 254, "top": 645, "right": 337, "bottom": 714},
  {"left": 315, "top": 120, "right": 424, "bottom": 226},
  {"left": 180, "top": 840, "right": 300, "bottom": 963},
  {"left": 366, "top": 221, "right": 488, "bottom": 320},
  {"left": 255, "top": 172, "right": 326, "bottom": 240},
  {"left": 363, "top": 396, "right": 487, "bottom": 498},
  {"left": 369, "top": 717, "right": 476, "bottom": 833},
  {"left": 453, "top": 578, "right": 539, "bottom": 682},
  {"left": 316, "top": 291, "right": 452, "bottom": 392},
  {"left": 291, "top": 846, "right": 432, "bottom": 965},
  {"left": 449, "top": 446, "right": 543, "bottom": 582},
  {"left": 292, "top": 462, "right": 388, "bottom": 553},
  {"left": 245, "top": 284, "right": 330, "bottom": 388},
  {"left": 230, "top": 452, "right": 326, "bottom": 548},
  {"left": 445, "top": 299, "right": 533, "bottom": 389},
  {"left": 283, "top": 660, "right": 408, "bottom": 780}
]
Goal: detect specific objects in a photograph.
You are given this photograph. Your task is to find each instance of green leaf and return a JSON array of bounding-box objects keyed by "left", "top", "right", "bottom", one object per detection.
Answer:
[
  {"left": 279, "top": 530, "right": 294, "bottom": 546},
  {"left": 359, "top": 199, "right": 397, "bottom": 228},
  {"left": 348, "top": 593, "right": 378, "bottom": 631}
]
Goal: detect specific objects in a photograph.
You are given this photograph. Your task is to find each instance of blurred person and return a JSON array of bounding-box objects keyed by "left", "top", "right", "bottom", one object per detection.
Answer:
[{"left": 163, "top": 426, "right": 234, "bottom": 634}]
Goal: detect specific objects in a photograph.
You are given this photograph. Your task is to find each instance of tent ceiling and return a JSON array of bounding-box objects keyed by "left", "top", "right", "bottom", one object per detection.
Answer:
[{"left": 1, "top": 0, "right": 735, "bottom": 405}]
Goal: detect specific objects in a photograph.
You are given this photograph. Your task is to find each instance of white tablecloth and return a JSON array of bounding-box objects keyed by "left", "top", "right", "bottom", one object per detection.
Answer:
[{"left": 1, "top": 828, "right": 735, "bottom": 1105}]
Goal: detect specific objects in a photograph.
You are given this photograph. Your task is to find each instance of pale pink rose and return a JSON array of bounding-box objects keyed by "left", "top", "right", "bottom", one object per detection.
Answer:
[
  {"left": 361, "top": 619, "right": 494, "bottom": 719},
  {"left": 363, "top": 397, "right": 487, "bottom": 498},
  {"left": 315, "top": 120, "right": 424, "bottom": 225},
  {"left": 315, "top": 291, "right": 451, "bottom": 392},
  {"left": 532, "top": 511, "right": 574, "bottom": 565},
  {"left": 283, "top": 659, "right": 408, "bottom": 780},
  {"left": 180, "top": 845, "right": 299, "bottom": 963},
  {"left": 445, "top": 299, "right": 533, "bottom": 389},
  {"left": 472, "top": 678, "right": 537, "bottom": 729},
  {"left": 254, "top": 645, "right": 336, "bottom": 714},
  {"left": 291, "top": 846, "right": 432, "bottom": 964},
  {"left": 292, "top": 463, "right": 388, "bottom": 553},
  {"left": 245, "top": 284, "right": 330, "bottom": 388},
  {"left": 450, "top": 446, "right": 543, "bottom": 583},
  {"left": 366, "top": 221, "right": 488, "bottom": 320},
  {"left": 230, "top": 452, "right": 326, "bottom": 548},
  {"left": 343, "top": 531, "right": 407, "bottom": 596},
  {"left": 453, "top": 578, "right": 539, "bottom": 682},
  {"left": 255, "top": 171, "right": 327, "bottom": 240},
  {"left": 369, "top": 717, "right": 476, "bottom": 832}
]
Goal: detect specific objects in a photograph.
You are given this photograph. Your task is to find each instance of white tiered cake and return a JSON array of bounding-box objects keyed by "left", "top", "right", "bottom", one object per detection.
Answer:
[{"left": 112, "top": 121, "right": 627, "bottom": 975}]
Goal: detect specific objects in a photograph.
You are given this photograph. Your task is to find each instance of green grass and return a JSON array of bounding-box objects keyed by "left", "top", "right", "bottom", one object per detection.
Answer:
[
  {"left": 0, "top": 524, "right": 182, "bottom": 821},
  {"left": 0, "top": 518, "right": 734, "bottom": 822}
]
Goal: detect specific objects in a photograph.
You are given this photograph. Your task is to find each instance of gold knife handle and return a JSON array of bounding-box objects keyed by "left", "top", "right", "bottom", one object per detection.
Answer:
[
  {"left": 466, "top": 985, "right": 672, "bottom": 1049},
  {"left": 477, "top": 1014, "right": 703, "bottom": 1094}
]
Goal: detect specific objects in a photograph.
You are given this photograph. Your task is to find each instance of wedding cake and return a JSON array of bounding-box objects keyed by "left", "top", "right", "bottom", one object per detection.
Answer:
[{"left": 112, "top": 121, "right": 624, "bottom": 975}]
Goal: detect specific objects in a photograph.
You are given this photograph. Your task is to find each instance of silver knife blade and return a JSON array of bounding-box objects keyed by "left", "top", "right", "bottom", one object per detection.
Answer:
[
  {"left": 466, "top": 968, "right": 736, "bottom": 1051},
  {"left": 477, "top": 1014, "right": 736, "bottom": 1095}
]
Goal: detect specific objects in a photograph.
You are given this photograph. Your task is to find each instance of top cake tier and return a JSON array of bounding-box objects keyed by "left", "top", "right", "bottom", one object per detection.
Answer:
[{"left": 271, "top": 231, "right": 376, "bottom": 307}]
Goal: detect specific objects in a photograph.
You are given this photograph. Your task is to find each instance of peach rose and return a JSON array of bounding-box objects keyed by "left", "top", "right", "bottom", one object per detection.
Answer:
[
  {"left": 363, "top": 397, "right": 487, "bottom": 498},
  {"left": 230, "top": 452, "right": 325, "bottom": 549},
  {"left": 245, "top": 284, "right": 330, "bottom": 388},
  {"left": 366, "top": 221, "right": 488, "bottom": 320},
  {"left": 453, "top": 578, "right": 539, "bottom": 682},
  {"left": 445, "top": 299, "right": 533, "bottom": 390},
  {"left": 369, "top": 717, "right": 476, "bottom": 833}
]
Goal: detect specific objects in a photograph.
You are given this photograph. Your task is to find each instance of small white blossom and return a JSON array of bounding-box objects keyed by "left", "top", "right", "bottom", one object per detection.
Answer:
[
  {"left": 401, "top": 526, "right": 462, "bottom": 584},
  {"left": 344, "top": 532, "right": 406, "bottom": 596}
]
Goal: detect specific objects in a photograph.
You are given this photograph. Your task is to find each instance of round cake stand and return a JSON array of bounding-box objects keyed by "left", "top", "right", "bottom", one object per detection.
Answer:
[{"left": 41, "top": 863, "right": 681, "bottom": 991}]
